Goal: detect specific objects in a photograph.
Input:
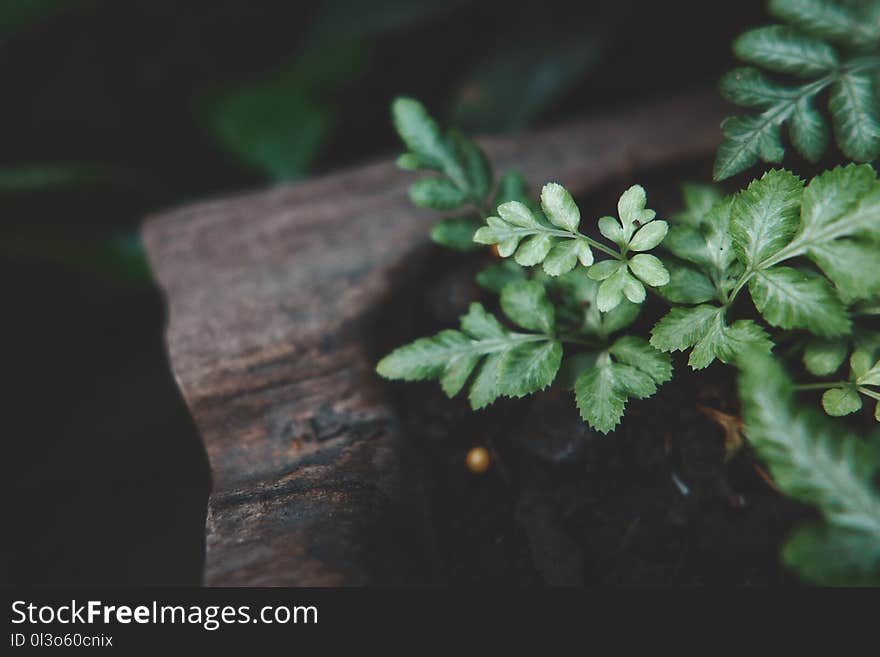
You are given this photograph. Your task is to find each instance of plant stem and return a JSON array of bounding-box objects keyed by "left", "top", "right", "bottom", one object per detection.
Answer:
[
  {"left": 726, "top": 269, "right": 754, "bottom": 307},
  {"left": 794, "top": 381, "right": 846, "bottom": 391},
  {"left": 559, "top": 334, "right": 603, "bottom": 348},
  {"left": 542, "top": 228, "right": 621, "bottom": 259},
  {"left": 858, "top": 386, "right": 880, "bottom": 401}
]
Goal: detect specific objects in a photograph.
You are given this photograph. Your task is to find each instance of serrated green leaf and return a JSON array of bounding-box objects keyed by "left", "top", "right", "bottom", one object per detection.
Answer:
[
  {"left": 691, "top": 318, "right": 773, "bottom": 370},
  {"left": 720, "top": 67, "right": 797, "bottom": 107},
  {"left": 807, "top": 238, "right": 880, "bottom": 302},
  {"left": 798, "top": 164, "right": 877, "bottom": 239},
  {"left": 377, "top": 329, "right": 471, "bottom": 381},
  {"left": 617, "top": 184, "right": 646, "bottom": 224},
  {"left": 612, "top": 363, "right": 658, "bottom": 399},
  {"left": 514, "top": 233, "right": 555, "bottom": 266},
  {"left": 543, "top": 239, "right": 592, "bottom": 276},
  {"left": 734, "top": 25, "right": 838, "bottom": 76},
  {"left": 829, "top": 72, "right": 880, "bottom": 162},
  {"left": 629, "top": 220, "right": 668, "bottom": 251},
  {"left": 714, "top": 111, "right": 788, "bottom": 181},
  {"left": 717, "top": 3, "right": 880, "bottom": 180},
  {"left": 498, "top": 340, "right": 563, "bottom": 398},
  {"left": 441, "top": 352, "right": 480, "bottom": 397},
  {"left": 822, "top": 387, "right": 863, "bottom": 416},
  {"left": 651, "top": 305, "right": 720, "bottom": 352},
  {"left": 475, "top": 261, "right": 527, "bottom": 293},
  {"left": 628, "top": 253, "right": 669, "bottom": 287},
  {"left": 497, "top": 200, "right": 539, "bottom": 228},
  {"left": 803, "top": 338, "right": 849, "bottom": 376},
  {"left": 617, "top": 184, "right": 653, "bottom": 240},
  {"left": 598, "top": 215, "right": 625, "bottom": 245},
  {"left": 651, "top": 305, "right": 772, "bottom": 369},
  {"left": 474, "top": 216, "right": 531, "bottom": 254},
  {"left": 790, "top": 96, "right": 829, "bottom": 162},
  {"left": 541, "top": 182, "right": 580, "bottom": 232},
  {"left": 622, "top": 273, "right": 646, "bottom": 304},
  {"left": 575, "top": 361, "right": 625, "bottom": 434},
  {"left": 378, "top": 301, "right": 562, "bottom": 408},
  {"left": 768, "top": 165, "right": 880, "bottom": 299},
  {"left": 587, "top": 259, "right": 624, "bottom": 281},
  {"left": 460, "top": 302, "right": 507, "bottom": 339},
  {"left": 392, "top": 97, "right": 450, "bottom": 170},
  {"left": 575, "top": 358, "right": 657, "bottom": 434},
  {"left": 430, "top": 216, "right": 482, "bottom": 252},
  {"left": 857, "top": 359, "right": 880, "bottom": 386},
  {"left": 731, "top": 169, "right": 803, "bottom": 267},
  {"left": 609, "top": 336, "right": 673, "bottom": 385},
  {"left": 500, "top": 280, "right": 555, "bottom": 333},
  {"left": 748, "top": 266, "right": 851, "bottom": 336},
  {"left": 737, "top": 351, "right": 880, "bottom": 583},
  {"left": 596, "top": 268, "right": 628, "bottom": 312},
  {"left": 659, "top": 260, "right": 718, "bottom": 304},
  {"left": 468, "top": 352, "right": 504, "bottom": 410},
  {"left": 769, "top": 0, "right": 880, "bottom": 48}
]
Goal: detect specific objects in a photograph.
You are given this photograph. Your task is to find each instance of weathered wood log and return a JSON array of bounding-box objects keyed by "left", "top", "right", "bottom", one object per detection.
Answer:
[{"left": 142, "top": 91, "right": 728, "bottom": 586}]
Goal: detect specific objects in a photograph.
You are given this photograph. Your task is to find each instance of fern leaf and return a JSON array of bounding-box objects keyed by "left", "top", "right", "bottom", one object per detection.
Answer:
[
  {"left": 651, "top": 305, "right": 772, "bottom": 369},
  {"left": 829, "top": 72, "right": 880, "bottom": 162},
  {"left": 575, "top": 339, "right": 672, "bottom": 434},
  {"left": 737, "top": 350, "right": 880, "bottom": 585},
  {"left": 715, "top": 4, "right": 880, "bottom": 179},
  {"left": 734, "top": 25, "right": 838, "bottom": 76},
  {"left": 377, "top": 298, "right": 562, "bottom": 409}
]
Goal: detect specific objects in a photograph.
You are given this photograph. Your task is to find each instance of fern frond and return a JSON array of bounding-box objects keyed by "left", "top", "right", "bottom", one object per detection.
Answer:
[
  {"left": 474, "top": 182, "right": 671, "bottom": 311},
  {"left": 391, "top": 97, "right": 530, "bottom": 252},
  {"left": 715, "top": 0, "right": 880, "bottom": 180},
  {"left": 737, "top": 349, "right": 880, "bottom": 584},
  {"left": 377, "top": 292, "right": 563, "bottom": 409}
]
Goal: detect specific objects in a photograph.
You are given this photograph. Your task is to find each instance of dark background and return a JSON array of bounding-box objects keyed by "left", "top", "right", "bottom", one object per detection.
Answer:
[{"left": 0, "top": 0, "right": 766, "bottom": 586}]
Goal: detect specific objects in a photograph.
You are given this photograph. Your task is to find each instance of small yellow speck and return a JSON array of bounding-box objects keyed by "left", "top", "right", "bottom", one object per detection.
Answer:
[{"left": 466, "top": 446, "right": 491, "bottom": 474}]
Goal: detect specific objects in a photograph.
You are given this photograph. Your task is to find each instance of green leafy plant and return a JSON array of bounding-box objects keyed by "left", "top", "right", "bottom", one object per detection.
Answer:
[
  {"left": 382, "top": 98, "right": 880, "bottom": 432},
  {"left": 738, "top": 348, "right": 880, "bottom": 585},
  {"left": 715, "top": 0, "right": 880, "bottom": 179},
  {"left": 378, "top": 0, "right": 880, "bottom": 583}
]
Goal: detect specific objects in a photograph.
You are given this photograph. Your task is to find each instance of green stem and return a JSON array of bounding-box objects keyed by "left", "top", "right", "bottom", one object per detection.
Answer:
[
  {"left": 541, "top": 228, "right": 622, "bottom": 259},
  {"left": 858, "top": 386, "right": 880, "bottom": 401},
  {"left": 795, "top": 381, "right": 847, "bottom": 391},
  {"left": 559, "top": 334, "right": 603, "bottom": 348},
  {"left": 725, "top": 269, "right": 754, "bottom": 307}
]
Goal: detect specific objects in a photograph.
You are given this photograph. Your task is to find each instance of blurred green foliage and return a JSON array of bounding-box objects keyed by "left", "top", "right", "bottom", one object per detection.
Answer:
[
  {"left": 200, "top": 41, "right": 370, "bottom": 182},
  {"left": 451, "top": 3, "right": 629, "bottom": 132},
  {"left": 0, "top": 0, "right": 632, "bottom": 283},
  {"left": 0, "top": 0, "right": 85, "bottom": 38}
]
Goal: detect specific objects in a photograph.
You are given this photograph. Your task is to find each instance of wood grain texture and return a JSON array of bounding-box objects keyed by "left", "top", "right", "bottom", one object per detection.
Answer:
[{"left": 142, "top": 91, "right": 727, "bottom": 586}]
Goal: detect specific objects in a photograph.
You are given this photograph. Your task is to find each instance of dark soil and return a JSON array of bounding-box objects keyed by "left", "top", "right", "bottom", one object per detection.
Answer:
[{"left": 373, "top": 169, "right": 814, "bottom": 587}]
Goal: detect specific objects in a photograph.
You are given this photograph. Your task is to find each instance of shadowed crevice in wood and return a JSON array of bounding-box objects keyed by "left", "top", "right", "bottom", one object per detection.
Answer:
[{"left": 142, "top": 91, "right": 727, "bottom": 586}]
